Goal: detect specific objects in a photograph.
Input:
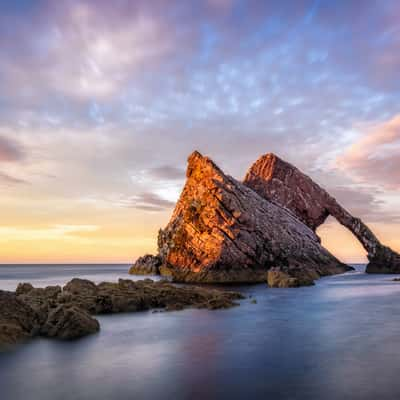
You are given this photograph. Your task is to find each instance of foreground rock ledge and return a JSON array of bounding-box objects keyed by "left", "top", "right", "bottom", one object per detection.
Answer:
[{"left": 0, "top": 278, "right": 244, "bottom": 349}]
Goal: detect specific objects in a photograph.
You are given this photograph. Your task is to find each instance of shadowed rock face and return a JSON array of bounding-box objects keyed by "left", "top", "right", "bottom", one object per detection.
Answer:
[
  {"left": 0, "top": 291, "right": 40, "bottom": 347},
  {"left": 157, "top": 151, "right": 350, "bottom": 283},
  {"left": 244, "top": 153, "right": 400, "bottom": 273},
  {"left": 129, "top": 254, "right": 162, "bottom": 275}
]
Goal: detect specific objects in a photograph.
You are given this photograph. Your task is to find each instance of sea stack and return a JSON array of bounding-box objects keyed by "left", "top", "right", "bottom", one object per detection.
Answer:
[
  {"left": 244, "top": 153, "right": 400, "bottom": 273},
  {"left": 156, "top": 151, "right": 350, "bottom": 284}
]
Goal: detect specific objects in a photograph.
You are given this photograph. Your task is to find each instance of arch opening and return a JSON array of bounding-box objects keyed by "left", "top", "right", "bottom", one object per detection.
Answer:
[{"left": 317, "top": 216, "right": 368, "bottom": 269}]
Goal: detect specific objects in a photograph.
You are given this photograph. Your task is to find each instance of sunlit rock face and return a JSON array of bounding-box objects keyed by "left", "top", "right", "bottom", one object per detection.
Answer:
[
  {"left": 157, "top": 151, "right": 349, "bottom": 283},
  {"left": 244, "top": 153, "right": 400, "bottom": 274}
]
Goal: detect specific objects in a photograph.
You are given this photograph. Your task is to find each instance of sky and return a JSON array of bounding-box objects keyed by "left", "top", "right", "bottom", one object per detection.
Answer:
[{"left": 0, "top": 0, "right": 399, "bottom": 263}]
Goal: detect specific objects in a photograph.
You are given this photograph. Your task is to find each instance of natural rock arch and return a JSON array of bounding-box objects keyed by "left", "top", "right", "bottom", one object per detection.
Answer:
[
  {"left": 156, "top": 151, "right": 350, "bottom": 283},
  {"left": 317, "top": 216, "right": 368, "bottom": 265},
  {"left": 243, "top": 153, "right": 400, "bottom": 273}
]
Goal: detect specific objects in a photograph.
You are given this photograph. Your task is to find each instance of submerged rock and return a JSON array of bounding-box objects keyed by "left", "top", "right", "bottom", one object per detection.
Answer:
[
  {"left": 157, "top": 151, "right": 349, "bottom": 283},
  {"left": 244, "top": 153, "right": 400, "bottom": 274},
  {"left": 129, "top": 254, "right": 162, "bottom": 275}
]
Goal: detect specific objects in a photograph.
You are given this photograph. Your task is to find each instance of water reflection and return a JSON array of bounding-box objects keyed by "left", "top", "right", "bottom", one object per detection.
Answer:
[{"left": 2, "top": 264, "right": 400, "bottom": 399}]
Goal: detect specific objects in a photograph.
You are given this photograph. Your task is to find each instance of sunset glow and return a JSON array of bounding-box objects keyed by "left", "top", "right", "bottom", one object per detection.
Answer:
[{"left": 0, "top": 0, "right": 399, "bottom": 263}]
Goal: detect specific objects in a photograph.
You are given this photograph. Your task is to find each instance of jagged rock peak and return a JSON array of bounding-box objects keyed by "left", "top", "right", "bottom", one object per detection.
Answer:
[
  {"left": 186, "top": 150, "right": 225, "bottom": 179},
  {"left": 244, "top": 153, "right": 289, "bottom": 182},
  {"left": 244, "top": 153, "right": 330, "bottom": 230}
]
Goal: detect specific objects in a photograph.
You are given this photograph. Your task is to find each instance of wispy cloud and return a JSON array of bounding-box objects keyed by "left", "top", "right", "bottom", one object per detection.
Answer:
[
  {"left": 146, "top": 166, "right": 185, "bottom": 181},
  {"left": 0, "top": 172, "right": 26, "bottom": 185},
  {"left": 111, "top": 192, "right": 175, "bottom": 212},
  {"left": 338, "top": 114, "right": 400, "bottom": 189},
  {"left": 0, "top": 224, "right": 99, "bottom": 241}
]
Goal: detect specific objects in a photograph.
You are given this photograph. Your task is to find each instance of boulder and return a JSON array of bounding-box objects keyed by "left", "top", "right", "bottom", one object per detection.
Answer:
[
  {"left": 63, "top": 278, "right": 97, "bottom": 296},
  {"left": 267, "top": 267, "right": 316, "bottom": 288},
  {"left": 243, "top": 153, "right": 400, "bottom": 273},
  {"left": 41, "top": 305, "right": 100, "bottom": 340},
  {"left": 157, "top": 151, "right": 350, "bottom": 283}
]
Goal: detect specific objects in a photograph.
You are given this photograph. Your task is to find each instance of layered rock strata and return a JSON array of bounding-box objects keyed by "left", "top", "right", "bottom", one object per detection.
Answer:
[
  {"left": 156, "top": 151, "right": 350, "bottom": 283},
  {"left": 244, "top": 153, "right": 400, "bottom": 273}
]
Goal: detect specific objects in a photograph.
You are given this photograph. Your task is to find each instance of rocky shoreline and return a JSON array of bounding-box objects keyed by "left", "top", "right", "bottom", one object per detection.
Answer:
[{"left": 0, "top": 278, "right": 244, "bottom": 350}]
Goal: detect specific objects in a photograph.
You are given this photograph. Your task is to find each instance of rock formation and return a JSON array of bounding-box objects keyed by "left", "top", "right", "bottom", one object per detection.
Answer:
[
  {"left": 156, "top": 151, "right": 351, "bottom": 283},
  {"left": 244, "top": 153, "right": 400, "bottom": 273},
  {"left": 0, "top": 290, "right": 40, "bottom": 347},
  {"left": 129, "top": 254, "right": 162, "bottom": 275},
  {"left": 267, "top": 267, "right": 318, "bottom": 288},
  {"left": 0, "top": 278, "right": 243, "bottom": 349}
]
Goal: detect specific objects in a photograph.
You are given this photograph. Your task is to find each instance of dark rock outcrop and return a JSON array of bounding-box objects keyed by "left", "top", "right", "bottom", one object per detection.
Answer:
[
  {"left": 12, "top": 282, "right": 100, "bottom": 341},
  {"left": 16, "top": 283, "right": 62, "bottom": 325},
  {"left": 157, "top": 151, "right": 350, "bottom": 283},
  {"left": 59, "top": 278, "right": 243, "bottom": 314},
  {"left": 40, "top": 305, "right": 100, "bottom": 340},
  {"left": 129, "top": 254, "right": 162, "bottom": 275},
  {"left": 0, "top": 290, "right": 40, "bottom": 347},
  {"left": 243, "top": 153, "right": 400, "bottom": 274},
  {"left": 0, "top": 278, "right": 244, "bottom": 349}
]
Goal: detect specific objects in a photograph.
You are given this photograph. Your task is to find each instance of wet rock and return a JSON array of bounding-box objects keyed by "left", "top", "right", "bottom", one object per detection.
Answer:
[
  {"left": 157, "top": 151, "right": 349, "bottom": 283},
  {"left": 129, "top": 254, "right": 162, "bottom": 275},
  {"left": 41, "top": 305, "right": 100, "bottom": 340},
  {"left": 267, "top": 267, "right": 315, "bottom": 288},
  {"left": 64, "top": 278, "right": 97, "bottom": 296},
  {"left": 0, "top": 290, "right": 40, "bottom": 348},
  {"left": 267, "top": 269, "right": 299, "bottom": 288},
  {"left": 365, "top": 245, "right": 400, "bottom": 274},
  {"left": 244, "top": 153, "right": 398, "bottom": 274},
  {"left": 60, "top": 278, "right": 244, "bottom": 314},
  {"left": 16, "top": 284, "right": 62, "bottom": 325},
  {"left": 1, "top": 278, "right": 244, "bottom": 349},
  {"left": 15, "top": 282, "right": 34, "bottom": 295}
]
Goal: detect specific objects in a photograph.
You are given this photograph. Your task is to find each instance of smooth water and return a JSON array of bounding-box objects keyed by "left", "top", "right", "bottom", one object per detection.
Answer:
[{"left": 1, "top": 264, "right": 400, "bottom": 400}]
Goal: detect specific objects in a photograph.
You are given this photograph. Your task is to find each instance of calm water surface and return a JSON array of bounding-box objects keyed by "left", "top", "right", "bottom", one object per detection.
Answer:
[{"left": 1, "top": 264, "right": 400, "bottom": 400}]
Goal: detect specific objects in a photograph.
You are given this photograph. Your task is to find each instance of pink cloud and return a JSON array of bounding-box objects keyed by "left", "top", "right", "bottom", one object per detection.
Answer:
[
  {"left": 338, "top": 115, "right": 400, "bottom": 189},
  {"left": 0, "top": 136, "right": 24, "bottom": 161}
]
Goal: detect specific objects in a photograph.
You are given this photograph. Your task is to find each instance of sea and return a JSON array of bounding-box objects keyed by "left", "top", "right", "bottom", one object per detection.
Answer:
[{"left": 1, "top": 264, "right": 400, "bottom": 400}]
